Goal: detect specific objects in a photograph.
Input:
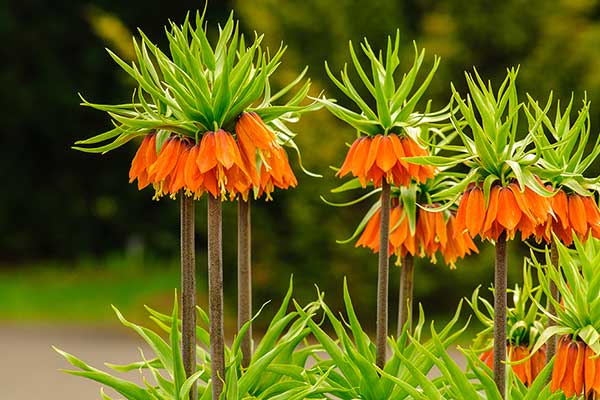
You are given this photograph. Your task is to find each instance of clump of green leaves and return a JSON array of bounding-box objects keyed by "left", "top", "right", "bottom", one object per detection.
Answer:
[
  {"left": 469, "top": 263, "right": 546, "bottom": 350},
  {"left": 300, "top": 278, "right": 468, "bottom": 399},
  {"left": 319, "top": 31, "right": 451, "bottom": 138},
  {"left": 56, "top": 282, "right": 328, "bottom": 399},
  {"left": 74, "top": 9, "right": 315, "bottom": 156},
  {"left": 530, "top": 235, "right": 600, "bottom": 355}
]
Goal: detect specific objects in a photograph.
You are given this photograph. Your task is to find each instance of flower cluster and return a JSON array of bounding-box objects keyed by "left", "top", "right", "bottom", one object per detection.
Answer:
[
  {"left": 337, "top": 133, "right": 436, "bottom": 188},
  {"left": 455, "top": 182, "right": 600, "bottom": 243},
  {"left": 551, "top": 336, "right": 600, "bottom": 397},
  {"left": 480, "top": 345, "right": 546, "bottom": 386},
  {"left": 129, "top": 113, "right": 296, "bottom": 201},
  {"left": 455, "top": 183, "right": 551, "bottom": 241},
  {"left": 356, "top": 202, "right": 477, "bottom": 268},
  {"left": 539, "top": 190, "right": 600, "bottom": 245}
]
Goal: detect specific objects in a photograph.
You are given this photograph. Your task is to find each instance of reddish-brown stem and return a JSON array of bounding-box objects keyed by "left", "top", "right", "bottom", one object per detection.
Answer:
[
  {"left": 547, "top": 240, "right": 559, "bottom": 366},
  {"left": 208, "top": 196, "right": 225, "bottom": 400},
  {"left": 397, "top": 254, "right": 414, "bottom": 337},
  {"left": 180, "top": 194, "right": 196, "bottom": 400},
  {"left": 376, "top": 182, "right": 391, "bottom": 368},
  {"left": 238, "top": 197, "right": 252, "bottom": 367},
  {"left": 494, "top": 233, "right": 507, "bottom": 398}
]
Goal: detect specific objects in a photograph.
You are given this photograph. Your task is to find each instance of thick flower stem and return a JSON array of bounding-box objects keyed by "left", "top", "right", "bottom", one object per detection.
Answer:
[
  {"left": 376, "top": 182, "right": 391, "bottom": 368},
  {"left": 494, "top": 233, "right": 508, "bottom": 398},
  {"left": 238, "top": 197, "right": 252, "bottom": 367},
  {"left": 397, "top": 254, "right": 414, "bottom": 337},
  {"left": 547, "top": 240, "right": 559, "bottom": 366},
  {"left": 208, "top": 196, "right": 225, "bottom": 400},
  {"left": 180, "top": 194, "right": 196, "bottom": 400}
]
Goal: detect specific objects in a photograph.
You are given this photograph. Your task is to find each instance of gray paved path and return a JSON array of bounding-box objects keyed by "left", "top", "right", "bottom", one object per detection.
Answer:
[
  {"left": 0, "top": 324, "right": 148, "bottom": 399},
  {"left": 0, "top": 324, "right": 467, "bottom": 399}
]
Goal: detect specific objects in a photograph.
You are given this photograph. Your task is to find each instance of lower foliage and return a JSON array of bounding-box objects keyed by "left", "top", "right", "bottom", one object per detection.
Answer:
[{"left": 56, "top": 274, "right": 594, "bottom": 399}]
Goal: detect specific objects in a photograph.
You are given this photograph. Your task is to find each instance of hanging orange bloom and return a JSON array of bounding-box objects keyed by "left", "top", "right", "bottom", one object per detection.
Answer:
[
  {"left": 356, "top": 202, "right": 477, "bottom": 267},
  {"left": 128, "top": 130, "right": 255, "bottom": 200},
  {"left": 535, "top": 190, "right": 600, "bottom": 245},
  {"left": 456, "top": 183, "right": 552, "bottom": 241},
  {"left": 129, "top": 133, "right": 158, "bottom": 190},
  {"left": 337, "top": 134, "right": 436, "bottom": 188},
  {"left": 480, "top": 344, "right": 546, "bottom": 386},
  {"left": 551, "top": 336, "right": 600, "bottom": 397},
  {"left": 235, "top": 112, "right": 298, "bottom": 199}
]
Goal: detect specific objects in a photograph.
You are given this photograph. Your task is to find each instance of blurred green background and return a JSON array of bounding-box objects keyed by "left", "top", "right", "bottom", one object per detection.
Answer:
[{"left": 3, "top": 0, "right": 600, "bottom": 334}]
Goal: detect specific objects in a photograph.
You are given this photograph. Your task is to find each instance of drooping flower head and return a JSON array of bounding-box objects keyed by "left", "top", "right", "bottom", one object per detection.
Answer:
[
  {"left": 469, "top": 264, "right": 547, "bottom": 386},
  {"left": 235, "top": 112, "right": 302, "bottom": 200},
  {"left": 73, "top": 11, "right": 316, "bottom": 201},
  {"left": 320, "top": 32, "right": 451, "bottom": 189},
  {"left": 329, "top": 171, "right": 477, "bottom": 268},
  {"left": 524, "top": 94, "right": 600, "bottom": 245},
  {"left": 530, "top": 237, "right": 600, "bottom": 397}
]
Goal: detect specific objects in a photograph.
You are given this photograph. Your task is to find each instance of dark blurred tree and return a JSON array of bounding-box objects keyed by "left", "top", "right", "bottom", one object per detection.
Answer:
[{"left": 0, "top": 0, "right": 233, "bottom": 261}]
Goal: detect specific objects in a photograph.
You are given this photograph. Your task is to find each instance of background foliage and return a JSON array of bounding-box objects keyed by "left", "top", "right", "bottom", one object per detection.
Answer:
[{"left": 3, "top": 0, "right": 600, "bottom": 328}]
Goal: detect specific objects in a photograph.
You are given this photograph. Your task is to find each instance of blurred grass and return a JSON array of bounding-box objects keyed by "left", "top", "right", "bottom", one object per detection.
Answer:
[
  {"left": 0, "top": 253, "right": 485, "bottom": 345},
  {"left": 0, "top": 255, "right": 182, "bottom": 323}
]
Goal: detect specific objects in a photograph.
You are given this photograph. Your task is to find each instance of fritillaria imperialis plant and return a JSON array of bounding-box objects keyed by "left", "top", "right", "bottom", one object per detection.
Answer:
[
  {"left": 530, "top": 236, "right": 600, "bottom": 398},
  {"left": 525, "top": 94, "right": 600, "bottom": 361},
  {"left": 469, "top": 265, "right": 547, "bottom": 386},
  {"left": 431, "top": 68, "right": 554, "bottom": 396},
  {"left": 73, "top": 10, "right": 316, "bottom": 399},
  {"left": 320, "top": 31, "right": 451, "bottom": 367}
]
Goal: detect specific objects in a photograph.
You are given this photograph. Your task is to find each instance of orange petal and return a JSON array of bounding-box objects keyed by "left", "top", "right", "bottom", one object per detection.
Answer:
[
  {"left": 551, "top": 190, "right": 569, "bottom": 229},
  {"left": 455, "top": 191, "right": 470, "bottom": 232},
  {"left": 480, "top": 349, "right": 493, "bottom": 369},
  {"left": 150, "top": 138, "right": 182, "bottom": 181},
  {"left": 351, "top": 137, "right": 371, "bottom": 182},
  {"left": 524, "top": 186, "right": 551, "bottom": 224},
  {"left": 214, "top": 129, "right": 236, "bottom": 169},
  {"left": 337, "top": 139, "right": 361, "bottom": 177},
  {"left": 483, "top": 186, "right": 500, "bottom": 233},
  {"left": 508, "top": 183, "right": 535, "bottom": 222},
  {"left": 435, "top": 211, "right": 448, "bottom": 248},
  {"left": 129, "top": 135, "right": 151, "bottom": 183},
  {"left": 582, "top": 196, "right": 600, "bottom": 226},
  {"left": 496, "top": 187, "right": 522, "bottom": 231},
  {"left": 169, "top": 145, "right": 190, "bottom": 194},
  {"left": 594, "top": 352, "right": 600, "bottom": 397},
  {"left": 203, "top": 169, "right": 218, "bottom": 198},
  {"left": 235, "top": 112, "right": 275, "bottom": 150},
  {"left": 551, "top": 337, "right": 569, "bottom": 393},
  {"left": 561, "top": 341, "right": 579, "bottom": 396},
  {"left": 574, "top": 341, "right": 585, "bottom": 395},
  {"left": 364, "top": 134, "right": 382, "bottom": 175},
  {"left": 465, "top": 187, "right": 485, "bottom": 236},
  {"left": 197, "top": 132, "right": 218, "bottom": 173},
  {"left": 184, "top": 145, "right": 204, "bottom": 192},
  {"left": 376, "top": 135, "right": 397, "bottom": 172},
  {"left": 585, "top": 345, "right": 596, "bottom": 397},
  {"left": 389, "top": 134, "right": 408, "bottom": 167},
  {"left": 356, "top": 208, "right": 381, "bottom": 252},
  {"left": 569, "top": 194, "right": 589, "bottom": 237}
]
